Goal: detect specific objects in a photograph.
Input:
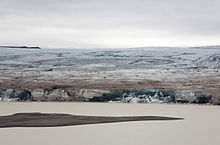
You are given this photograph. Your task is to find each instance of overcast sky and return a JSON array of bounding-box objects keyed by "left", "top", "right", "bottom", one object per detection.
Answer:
[{"left": 0, "top": 0, "right": 220, "bottom": 48}]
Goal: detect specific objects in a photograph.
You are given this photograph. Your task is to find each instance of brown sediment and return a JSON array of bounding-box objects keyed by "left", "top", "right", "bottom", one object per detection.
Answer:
[
  {"left": 0, "top": 113, "right": 183, "bottom": 128},
  {"left": 0, "top": 74, "right": 219, "bottom": 96}
]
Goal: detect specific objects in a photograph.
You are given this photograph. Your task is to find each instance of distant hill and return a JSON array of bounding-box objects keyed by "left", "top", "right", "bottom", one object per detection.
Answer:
[
  {"left": 190, "top": 45, "right": 220, "bottom": 49},
  {"left": 0, "top": 46, "right": 41, "bottom": 49}
]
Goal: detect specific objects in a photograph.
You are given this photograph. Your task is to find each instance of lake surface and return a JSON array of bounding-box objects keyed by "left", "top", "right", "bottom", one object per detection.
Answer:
[{"left": 0, "top": 103, "right": 219, "bottom": 145}]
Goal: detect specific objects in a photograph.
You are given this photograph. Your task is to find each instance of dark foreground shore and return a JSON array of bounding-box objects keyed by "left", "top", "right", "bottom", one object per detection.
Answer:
[{"left": 0, "top": 113, "right": 183, "bottom": 128}]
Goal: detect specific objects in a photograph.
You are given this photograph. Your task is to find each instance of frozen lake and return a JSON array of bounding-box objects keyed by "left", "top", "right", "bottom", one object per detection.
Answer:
[{"left": 0, "top": 103, "right": 219, "bottom": 145}]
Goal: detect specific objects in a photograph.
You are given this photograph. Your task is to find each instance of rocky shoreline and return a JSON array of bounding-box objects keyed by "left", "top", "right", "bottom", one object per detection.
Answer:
[{"left": 0, "top": 88, "right": 219, "bottom": 105}]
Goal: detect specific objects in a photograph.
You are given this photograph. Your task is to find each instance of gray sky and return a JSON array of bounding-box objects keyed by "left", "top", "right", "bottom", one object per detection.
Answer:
[{"left": 0, "top": 0, "right": 220, "bottom": 48}]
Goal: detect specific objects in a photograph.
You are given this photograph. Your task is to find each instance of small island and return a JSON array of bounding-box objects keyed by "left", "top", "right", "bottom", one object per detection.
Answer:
[
  {"left": 0, "top": 113, "right": 183, "bottom": 128},
  {"left": 0, "top": 46, "right": 41, "bottom": 49}
]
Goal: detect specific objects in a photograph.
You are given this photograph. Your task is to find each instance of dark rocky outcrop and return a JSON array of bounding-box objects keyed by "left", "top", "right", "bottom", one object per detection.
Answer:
[
  {"left": 195, "top": 92, "right": 212, "bottom": 104},
  {"left": 16, "top": 89, "right": 33, "bottom": 101}
]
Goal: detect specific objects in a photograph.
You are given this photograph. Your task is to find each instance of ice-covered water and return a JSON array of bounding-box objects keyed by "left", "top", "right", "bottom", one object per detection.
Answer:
[{"left": 0, "top": 102, "right": 219, "bottom": 145}]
